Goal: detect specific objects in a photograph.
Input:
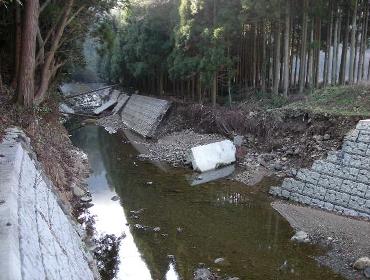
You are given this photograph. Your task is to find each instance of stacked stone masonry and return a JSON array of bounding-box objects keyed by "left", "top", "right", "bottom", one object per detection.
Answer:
[
  {"left": 0, "top": 128, "right": 95, "bottom": 280},
  {"left": 270, "top": 120, "right": 370, "bottom": 219}
]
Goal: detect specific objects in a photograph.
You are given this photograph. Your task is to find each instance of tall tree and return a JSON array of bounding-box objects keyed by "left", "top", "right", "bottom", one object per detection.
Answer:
[
  {"left": 299, "top": 0, "right": 308, "bottom": 94},
  {"left": 17, "top": 0, "right": 39, "bottom": 107},
  {"left": 349, "top": 0, "right": 358, "bottom": 84},
  {"left": 283, "top": 0, "right": 290, "bottom": 97}
]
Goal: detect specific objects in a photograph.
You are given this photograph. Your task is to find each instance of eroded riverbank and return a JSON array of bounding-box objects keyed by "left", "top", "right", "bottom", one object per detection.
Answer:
[{"left": 71, "top": 125, "right": 345, "bottom": 280}]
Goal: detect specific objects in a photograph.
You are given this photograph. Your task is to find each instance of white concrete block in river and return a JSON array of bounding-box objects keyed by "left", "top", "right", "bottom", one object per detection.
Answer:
[{"left": 190, "top": 140, "right": 236, "bottom": 172}]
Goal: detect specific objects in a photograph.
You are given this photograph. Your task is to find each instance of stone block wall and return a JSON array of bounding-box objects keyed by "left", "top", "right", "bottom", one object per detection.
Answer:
[{"left": 270, "top": 120, "right": 370, "bottom": 219}]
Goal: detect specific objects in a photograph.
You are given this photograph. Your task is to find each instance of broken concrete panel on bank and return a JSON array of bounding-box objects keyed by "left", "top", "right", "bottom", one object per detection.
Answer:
[
  {"left": 0, "top": 128, "right": 95, "bottom": 280},
  {"left": 121, "top": 94, "right": 171, "bottom": 138},
  {"left": 270, "top": 119, "right": 370, "bottom": 219},
  {"left": 112, "top": 94, "right": 130, "bottom": 115},
  {"left": 189, "top": 140, "right": 236, "bottom": 173},
  {"left": 94, "top": 90, "right": 120, "bottom": 115}
]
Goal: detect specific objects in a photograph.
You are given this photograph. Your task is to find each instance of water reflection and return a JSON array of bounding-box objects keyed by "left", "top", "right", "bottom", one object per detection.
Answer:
[
  {"left": 74, "top": 126, "right": 152, "bottom": 279},
  {"left": 165, "top": 261, "right": 181, "bottom": 280},
  {"left": 71, "top": 125, "right": 344, "bottom": 280}
]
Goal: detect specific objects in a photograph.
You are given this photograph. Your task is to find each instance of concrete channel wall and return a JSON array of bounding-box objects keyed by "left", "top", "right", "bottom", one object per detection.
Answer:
[
  {"left": 121, "top": 94, "right": 171, "bottom": 138},
  {"left": 271, "top": 120, "right": 370, "bottom": 219},
  {"left": 0, "top": 128, "right": 96, "bottom": 280}
]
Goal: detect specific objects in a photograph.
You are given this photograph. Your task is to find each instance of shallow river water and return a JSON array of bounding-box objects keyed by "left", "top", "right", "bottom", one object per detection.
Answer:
[{"left": 71, "top": 125, "right": 343, "bottom": 280}]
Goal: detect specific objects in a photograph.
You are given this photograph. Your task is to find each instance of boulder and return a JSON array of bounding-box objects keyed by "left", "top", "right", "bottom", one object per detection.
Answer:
[
  {"left": 354, "top": 257, "right": 370, "bottom": 270},
  {"left": 72, "top": 184, "right": 86, "bottom": 198},
  {"left": 190, "top": 140, "right": 236, "bottom": 172},
  {"left": 233, "top": 135, "right": 244, "bottom": 147},
  {"left": 364, "top": 267, "right": 370, "bottom": 278},
  {"left": 194, "top": 268, "right": 212, "bottom": 280},
  {"left": 214, "top": 258, "right": 225, "bottom": 264},
  {"left": 291, "top": 231, "right": 310, "bottom": 243}
]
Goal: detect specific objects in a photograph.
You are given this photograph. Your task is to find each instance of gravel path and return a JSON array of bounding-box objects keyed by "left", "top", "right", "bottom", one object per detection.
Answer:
[{"left": 272, "top": 201, "right": 370, "bottom": 280}]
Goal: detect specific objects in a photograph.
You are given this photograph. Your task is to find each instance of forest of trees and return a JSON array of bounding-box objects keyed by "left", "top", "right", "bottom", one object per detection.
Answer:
[
  {"left": 0, "top": 0, "right": 119, "bottom": 107},
  {"left": 96, "top": 0, "right": 370, "bottom": 106},
  {"left": 1, "top": 0, "right": 370, "bottom": 107}
]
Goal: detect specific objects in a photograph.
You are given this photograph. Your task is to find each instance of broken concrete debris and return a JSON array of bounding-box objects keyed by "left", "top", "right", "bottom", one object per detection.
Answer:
[
  {"left": 59, "top": 103, "right": 75, "bottom": 115},
  {"left": 189, "top": 140, "right": 236, "bottom": 173},
  {"left": 121, "top": 94, "right": 171, "bottom": 138},
  {"left": 112, "top": 94, "right": 130, "bottom": 115},
  {"left": 93, "top": 90, "right": 120, "bottom": 115}
]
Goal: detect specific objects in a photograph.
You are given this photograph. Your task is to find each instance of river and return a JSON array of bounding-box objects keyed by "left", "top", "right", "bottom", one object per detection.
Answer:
[{"left": 70, "top": 125, "right": 343, "bottom": 280}]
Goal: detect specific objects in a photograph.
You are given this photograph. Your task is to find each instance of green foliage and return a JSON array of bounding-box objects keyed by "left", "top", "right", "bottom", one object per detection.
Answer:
[
  {"left": 286, "top": 86, "right": 370, "bottom": 116},
  {"left": 93, "top": 0, "right": 176, "bottom": 83},
  {"left": 168, "top": 0, "right": 241, "bottom": 85}
]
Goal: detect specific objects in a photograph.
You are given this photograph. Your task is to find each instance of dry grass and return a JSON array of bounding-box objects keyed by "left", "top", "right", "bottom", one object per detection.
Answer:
[
  {"left": 0, "top": 86, "right": 89, "bottom": 207},
  {"left": 286, "top": 85, "right": 370, "bottom": 116}
]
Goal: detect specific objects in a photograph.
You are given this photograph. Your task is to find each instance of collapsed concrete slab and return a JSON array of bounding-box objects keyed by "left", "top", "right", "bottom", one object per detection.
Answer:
[
  {"left": 0, "top": 128, "right": 96, "bottom": 280},
  {"left": 112, "top": 94, "right": 130, "bottom": 115},
  {"left": 189, "top": 140, "right": 236, "bottom": 173},
  {"left": 270, "top": 119, "right": 370, "bottom": 219},
  {"left": 121, "top": 94, "right": 171, "bottom": 138},
  {"left": 93, "top": 90, "right": 120, "bottom": 115}
]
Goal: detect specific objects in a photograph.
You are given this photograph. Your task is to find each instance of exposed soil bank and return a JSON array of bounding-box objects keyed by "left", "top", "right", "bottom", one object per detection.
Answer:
[
  {"left": 121, "top": 101, "right": 362, "bottom": 185},
  {"left": 272, "top": 201, "right": 370, "bottom": 280}
]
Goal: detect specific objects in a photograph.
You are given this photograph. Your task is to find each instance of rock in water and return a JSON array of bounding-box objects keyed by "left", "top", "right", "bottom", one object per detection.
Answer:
[
  {"left": 72, "top": 185, "right": 86, "bottom": 197},
  {"left": 323, "top": 134, "right": 331, "bottom": 141},
  {"left": 291, "top": 231, "right": 310, "bottom": 243},
  {"left": 353, "top": 257, "right": 370, "bottom": 270},
  {"left": 233, "top": 135, "right": 244, "bottom": 147},
  {"left": 194, "top": 268, "right": 212, "bottom": 280},
  {"left": 80, "top": 195, "right": 92, "bottom": 203},
  {"left": 214, "top": 258, "right": 225, "bottom": 264},
  {"left": 364, "top": 267, "right": 370, "bottom": 278}
]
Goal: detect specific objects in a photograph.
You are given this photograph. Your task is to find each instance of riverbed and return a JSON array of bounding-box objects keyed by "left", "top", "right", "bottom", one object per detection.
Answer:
[{"left": 71, "top": 125, "right": 343, "bottom": 280}]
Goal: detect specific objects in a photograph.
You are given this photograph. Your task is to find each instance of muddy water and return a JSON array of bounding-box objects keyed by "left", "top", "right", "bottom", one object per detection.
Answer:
[{"left": 71, "top": 125, "right": 343, "bottom": 280}]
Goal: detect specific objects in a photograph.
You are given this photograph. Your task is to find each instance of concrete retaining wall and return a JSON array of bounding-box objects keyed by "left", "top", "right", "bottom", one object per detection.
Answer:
[
  {"left": 121, "top": 94, "right": 171, "bottom": 138},
  {"left": 270, "top": 120, "right": 370, "bottom": 219},
  {"left": 0, "top": 128, "right": 96, "bottom": 280}
]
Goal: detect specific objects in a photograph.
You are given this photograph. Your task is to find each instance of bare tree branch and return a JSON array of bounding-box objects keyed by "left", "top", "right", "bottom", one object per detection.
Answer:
[{"left": 40, "top": 0, "right": 51, "bottom": 14}]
